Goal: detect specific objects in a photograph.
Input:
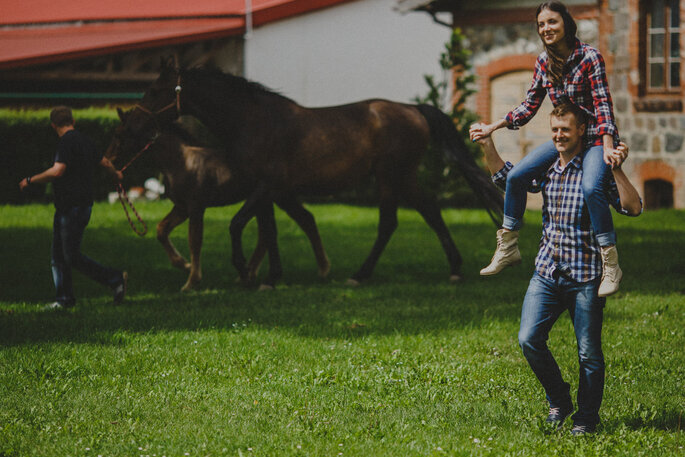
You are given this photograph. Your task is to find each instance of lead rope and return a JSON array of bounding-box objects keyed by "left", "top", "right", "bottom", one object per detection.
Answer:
[
  {"left": 117, "top": 73, "right": 181, "bottom": 237},
  {"left": 116, "top": 182, "right": 148, "bottom": 236},
  {"left": 115, "top": 141, "right": 154, "bottom": 237}
]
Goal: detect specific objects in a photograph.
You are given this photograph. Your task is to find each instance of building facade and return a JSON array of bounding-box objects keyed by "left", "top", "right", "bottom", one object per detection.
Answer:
[{"left": 402, "top": 0, "right": 684, "bottom": 209}]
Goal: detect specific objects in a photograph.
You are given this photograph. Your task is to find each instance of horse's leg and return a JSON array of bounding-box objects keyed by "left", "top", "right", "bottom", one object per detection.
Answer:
[
  {"left": 229, "top": 184, "right": 270, "bottom": 284},
  {"left": 256, "top": 201, "right": 282, "bottom": 290},
  {"left": 245, "top": 223, "right": 267, "bottom": 283},
  {"left": 348, "top": 194, "right": 399, "bottom": 285},
  {"left": 157, "top": 205, "right": 190, "bottom": 271},
  {"left": 181, "top": 208, "right": 205, "bottom": 292},
  {"left": 275, "top": 195, "right": 330, "bottom": 278},
  {"left": 403, "top": 185, "right": 463, "bottom": 282}
]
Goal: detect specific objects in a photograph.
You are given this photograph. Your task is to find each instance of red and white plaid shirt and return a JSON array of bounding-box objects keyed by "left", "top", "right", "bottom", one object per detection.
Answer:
[{"left": 505, "top": 39, "right": 618, "bottom": 147}]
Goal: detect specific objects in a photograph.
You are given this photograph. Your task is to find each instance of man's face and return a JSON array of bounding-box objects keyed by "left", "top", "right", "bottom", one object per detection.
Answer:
[{"left": 550, "top": 113, "right": 585, "bottom": 156}]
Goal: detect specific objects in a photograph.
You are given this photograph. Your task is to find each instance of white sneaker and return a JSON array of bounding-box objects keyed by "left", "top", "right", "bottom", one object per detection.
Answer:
[
  {"left": 44, "top": 302, "right": 66, "bottom": 311},
  {"left": 480, "top": 229, "right": 522, "bottom": 275},
  {"left": 598, "top": 246, "right": 622, "bottom": 297}
]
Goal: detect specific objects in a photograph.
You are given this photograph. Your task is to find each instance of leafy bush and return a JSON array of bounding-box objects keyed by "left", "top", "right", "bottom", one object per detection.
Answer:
[{"left": 414, "top": 28, "right": 485, "bottom": 208}]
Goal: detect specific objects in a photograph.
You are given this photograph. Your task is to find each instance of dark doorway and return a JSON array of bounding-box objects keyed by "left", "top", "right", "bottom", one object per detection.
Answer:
[{"left": 644, "top": 179, "right": 674, "bottom": 209}]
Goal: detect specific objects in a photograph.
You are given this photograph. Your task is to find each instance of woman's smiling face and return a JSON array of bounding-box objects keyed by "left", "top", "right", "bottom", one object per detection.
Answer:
[{"left": 537, "top": 8, "right": 566, "bottom": 47}]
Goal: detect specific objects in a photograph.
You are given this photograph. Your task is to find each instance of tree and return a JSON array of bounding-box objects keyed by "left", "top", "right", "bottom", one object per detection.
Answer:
[{"left": 415, "top": 28, "right": 483, "bottom": 207}]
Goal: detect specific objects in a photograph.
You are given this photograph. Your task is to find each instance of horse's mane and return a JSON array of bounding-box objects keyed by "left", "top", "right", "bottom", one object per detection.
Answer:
[
  {"left": 164, "top": 117, "right": 225, "bottom": 149},
  {"left": 182, "top": 66, "right": 295, "bottom": 104}
]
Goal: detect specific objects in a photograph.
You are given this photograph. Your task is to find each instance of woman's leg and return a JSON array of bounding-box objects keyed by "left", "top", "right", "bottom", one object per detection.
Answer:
[
  {"left": 581, "top": 146, "right": 622, "bottom": 297},
  {"left": 503, "top": 140, "right": 559, "bottom": 231},
  {"left": 581, "top": 146, "right": 615, "bottom": 245},
  {"left": 481, "top": 140, "right": 558, "bottom": 276}
]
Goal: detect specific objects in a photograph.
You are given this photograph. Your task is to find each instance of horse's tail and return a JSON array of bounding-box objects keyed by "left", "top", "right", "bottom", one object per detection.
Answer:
[{"left": 416, "top": 103, "right": 503, "bottom": 228}]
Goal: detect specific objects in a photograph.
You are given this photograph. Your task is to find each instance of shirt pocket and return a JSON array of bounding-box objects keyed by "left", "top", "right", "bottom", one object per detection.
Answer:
[{"left": 565, "top": 69, "right": 589, "bottom": 96}]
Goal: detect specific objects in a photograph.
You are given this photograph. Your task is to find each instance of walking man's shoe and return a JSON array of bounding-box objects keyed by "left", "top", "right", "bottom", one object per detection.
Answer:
[
  {"left": 44, "top": 301, "right": 67, "bottom": 311},
  {"left": 112, "top": 271, "right": 128, "bottom": 305},
  {"left": 570, "top": 424, "right": 596, "bottom": 436},
  {"left": 598, "top": 245, "right": 622, "bottom": 297},
  {"left": 480, "top": 229, "right": 521, "bottom": 275},
  {"left": 546, "top": 402, "right": 574, "bottom": 429}
]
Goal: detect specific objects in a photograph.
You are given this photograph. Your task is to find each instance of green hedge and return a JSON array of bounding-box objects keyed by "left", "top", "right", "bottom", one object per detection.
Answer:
[{"left": 1, "top": 108, "right": 160, "bottom": 205}]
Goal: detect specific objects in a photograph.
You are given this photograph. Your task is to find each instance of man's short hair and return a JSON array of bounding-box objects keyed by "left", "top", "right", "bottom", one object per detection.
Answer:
[
  {"left": 550, "top": 102, "right": 587, "bottom": 127},
  {"left": 50, "top": 106, "right": 74, "bottom": 127}
]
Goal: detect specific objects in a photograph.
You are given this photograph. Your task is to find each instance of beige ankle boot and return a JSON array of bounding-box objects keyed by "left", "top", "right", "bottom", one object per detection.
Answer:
[
  {"left": 598, "top": 245, "right": 622, "bottom": 297},
  {"left": 480, "top": 229, "right": 522, "bottom": 275}
]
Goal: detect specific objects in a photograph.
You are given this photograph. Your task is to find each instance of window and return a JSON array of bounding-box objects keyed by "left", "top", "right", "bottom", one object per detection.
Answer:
[{"left": 646, "top": 0, "right": 681, "bottom": 92}]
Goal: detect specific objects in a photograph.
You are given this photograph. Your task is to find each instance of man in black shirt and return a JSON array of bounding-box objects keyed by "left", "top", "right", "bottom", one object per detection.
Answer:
[{"left": 19, "top": 106, "right": 127, "bottom": 309}]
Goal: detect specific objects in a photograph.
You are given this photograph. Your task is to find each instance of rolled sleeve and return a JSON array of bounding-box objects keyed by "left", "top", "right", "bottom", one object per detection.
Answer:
[
  {"left": 606, "top": 179, "right": 643, "bottom": 216},
  {"left": 492, "top": 162, "right": 514, "bottom": 191}
]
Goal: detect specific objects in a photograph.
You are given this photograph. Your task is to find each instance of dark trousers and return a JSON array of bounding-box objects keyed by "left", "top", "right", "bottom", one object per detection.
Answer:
[{"left": 51, "top": 206, "right": 121, "bottom": 305}]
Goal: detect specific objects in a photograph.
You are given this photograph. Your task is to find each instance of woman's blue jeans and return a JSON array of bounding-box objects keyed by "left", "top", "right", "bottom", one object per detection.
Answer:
[
  {"left": 503, "top": 140, "right": 616, "bottom": 247},
  {"left": 518, "top": 272, "right": 606, "bottom": 427},
  {"left": 51, "top": 205, "right": 122, "bottom": 306}
]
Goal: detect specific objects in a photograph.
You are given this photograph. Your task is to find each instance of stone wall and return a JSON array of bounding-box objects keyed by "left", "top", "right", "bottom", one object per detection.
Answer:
[{"left": 602, "top": 0, "right": 685, "bottom": 208}]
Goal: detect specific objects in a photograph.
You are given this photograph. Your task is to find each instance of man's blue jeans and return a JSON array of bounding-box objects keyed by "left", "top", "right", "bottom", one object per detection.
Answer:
[
  {"left": 51, "top": 206, "right": 121, "bottom": 306},
  {"left": 518, "top": 272, "right": 606, "bottom": 427},
  {"left": 503, "top": 140, "right": 616, "bottom": 247}
]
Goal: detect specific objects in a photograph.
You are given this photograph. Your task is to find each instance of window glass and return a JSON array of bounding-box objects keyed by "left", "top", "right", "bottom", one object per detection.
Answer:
[
  {"left": 671, "top": 62, "right": 681, "bottom": 87},
  {"left": 670, "top": 0, "right": 680, "bottom": 28},
  {"left": 651, "top": 33, "right": 665, "bottom": 58},
  {"left": 651, "top": 63, "right": 665, "bottom": 88},
  {"left": 671, "top": 32, "right": 680, "bottom": 57},
  {"left": 651, "top": 0, "right": 666, "bottom": 28}
]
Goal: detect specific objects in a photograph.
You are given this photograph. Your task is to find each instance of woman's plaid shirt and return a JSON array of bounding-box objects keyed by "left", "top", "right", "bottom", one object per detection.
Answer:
[
  {"left": 504, "top": 39, "right": 618, "bottom": 147},
  {"left": 493, "top": 159, "right": 631, "bottom": 283}
]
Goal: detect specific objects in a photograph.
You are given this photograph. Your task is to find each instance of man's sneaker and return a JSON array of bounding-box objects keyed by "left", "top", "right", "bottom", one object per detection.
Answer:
[
  {"left": 112, "top": 271, "right": 128, "bottom": 305},
  {"left": 480, "top": 229, "right": 522, "bottom": 275},
  {"left": 43, "top": 301, "right": 70, "bottom": 311},
  {"left": 598, "top": 245, "right": 622, "bottom": 297},
  {"left": 570, "top": 424, "right": 596, "bottom": 436},
  {"left": 546, "top": 402, "right": 574, "bottom": 429}
]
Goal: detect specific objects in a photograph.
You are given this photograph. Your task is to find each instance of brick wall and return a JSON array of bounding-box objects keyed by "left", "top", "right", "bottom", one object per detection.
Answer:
[
  {"left": 460, "top": 0, "right": 684, "bottom": 208},
  {"left": 602, "top": 0, "right": 685, "bottom": 208}
]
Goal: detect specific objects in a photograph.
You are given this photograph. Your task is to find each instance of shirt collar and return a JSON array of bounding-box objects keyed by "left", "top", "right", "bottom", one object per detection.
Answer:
[
  {"left": 566, "top": 38, "right": 583, "bottom": 66},
  {"left": 551, "top": 153, "right": 583, "bottom": 174}
]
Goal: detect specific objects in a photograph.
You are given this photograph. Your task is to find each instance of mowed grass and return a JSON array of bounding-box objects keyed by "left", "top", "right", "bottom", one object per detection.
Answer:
[{"left": 0, "top": 201, "right": 683, "bottom": 456}]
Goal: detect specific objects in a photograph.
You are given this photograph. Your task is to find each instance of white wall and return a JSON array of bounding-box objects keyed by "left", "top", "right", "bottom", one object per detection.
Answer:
[{"left": 245, "top": 0, "right": 450, "bottom": 107}]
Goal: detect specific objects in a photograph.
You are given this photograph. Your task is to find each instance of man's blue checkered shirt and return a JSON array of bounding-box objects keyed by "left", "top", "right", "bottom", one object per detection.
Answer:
[{"left": 493, "top": 157, "right": 633, "bottom": 283}]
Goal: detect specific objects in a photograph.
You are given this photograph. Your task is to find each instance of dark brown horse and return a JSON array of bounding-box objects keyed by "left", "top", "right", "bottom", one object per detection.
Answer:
[
  {"left": 106, "top": 111, "right": 330, "bottom": 291},
  {"left": 110, "top": 60, "right": 503, "bottom": 284}
]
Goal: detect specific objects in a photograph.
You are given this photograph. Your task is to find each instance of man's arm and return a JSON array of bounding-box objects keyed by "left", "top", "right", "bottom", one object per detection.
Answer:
[
  {"left": 18, "top": 162, "right": 66, "bottom": 191},
  {"left": 470, "top": 123, "right": 505, "bottom": 174},
  {"left": 611, "top": 142, "right": 642, "bottom": 216},
  {"left": 99, "top": 156, "right": 123, "bottom": 182}
]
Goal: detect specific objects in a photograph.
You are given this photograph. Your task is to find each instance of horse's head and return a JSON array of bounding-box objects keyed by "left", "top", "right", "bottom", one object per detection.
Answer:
[{"left": 106, "top": 59, "right": 182, "bottom": 165}]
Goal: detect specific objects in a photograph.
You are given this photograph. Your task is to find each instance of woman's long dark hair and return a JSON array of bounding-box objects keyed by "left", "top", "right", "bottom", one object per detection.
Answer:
[{"left": 536, "top": 1, "right": 577, "bottom": 86}]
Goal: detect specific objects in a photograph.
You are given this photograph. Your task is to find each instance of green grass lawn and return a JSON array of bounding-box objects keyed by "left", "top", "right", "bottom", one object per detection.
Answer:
[{"left": 0, "top": 201, "right": 683, "bottom": 456}]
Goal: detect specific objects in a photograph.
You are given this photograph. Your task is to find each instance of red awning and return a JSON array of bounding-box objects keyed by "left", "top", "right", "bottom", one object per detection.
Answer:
[
  {"left": 0, "top": 0, "right": 354, "bottom": 69},
  {"left": 0, "top": 19, "right": 244, "bottom": 70}
]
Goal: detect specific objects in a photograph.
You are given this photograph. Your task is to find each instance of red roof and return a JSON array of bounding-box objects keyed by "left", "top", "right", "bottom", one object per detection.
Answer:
[{"left": 0, "top": 0, "right": 354, "bottom": 69}]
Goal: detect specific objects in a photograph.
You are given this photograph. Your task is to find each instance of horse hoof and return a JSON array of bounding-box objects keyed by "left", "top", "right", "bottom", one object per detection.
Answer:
[
  {"left": 181, "top": 283, "right": 196, "bottom": 292},
  {"left": 171, "top": 259, "right": 191, "bottom": 271},
  {"left": 318, "top": 264, "right": 331, "bottom": 278},
  {"left": 258, "top": 284, "right": 274, "bottom": 292},
  {"left": 345, "top": 278, "right": 361, "bottom": 287},
  {"left": 450, "top": 274, "right": 463, "bottom": 283}
]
